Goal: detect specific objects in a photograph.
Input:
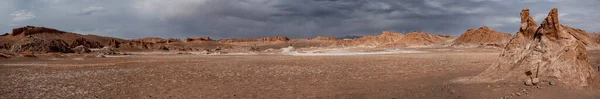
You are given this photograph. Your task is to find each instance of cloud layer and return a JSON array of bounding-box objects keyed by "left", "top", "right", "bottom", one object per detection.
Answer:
[{"left": 1, "top": 0, "right": 599, "bottom": 39}]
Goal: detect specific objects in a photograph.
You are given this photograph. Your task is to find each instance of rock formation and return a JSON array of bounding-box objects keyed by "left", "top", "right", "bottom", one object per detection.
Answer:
[
  {"left": 561, "top": 26, "right": 599, "bottom": 47},
  {"left": 137, "top": 37, "right": 167, "bottom": 43},
  {"left": 312, "top": 36, "right": 337, "bottom": 40},
  {"left": 157, "top": 45, "right": 169, "bottom": 51},
  {"left": 71, "top": 38, "right": 104, "bottom": 48},
  {"left": 10, "top": 37, "right": 73, "bottom": 53},
  {"left": 106, "top": 39, "right": 122, "bottom": 48},
  {"left": 218, "top": 36, "right": 289, "bottom": 43},
  {"left": 591, "top": 33, "right": 600, "bottom": 43},
  {"left": 452, "top": 26, "right": 512, "bottom": 47},
  {"left": 466, "top": 8, "right": 597, "bottom": 88},
  {"left": 120, "top": 41, "right": 153, "bottom": 49},
  {"left": 72, "top": 45, "right": 91, "bottom": 54},
  {"left": 11, "top": 26, "right": 66, "bottom": 36},
  {"left": 186, "top": 37, "right": 213, "bottom": 42},
  {"left": 99, "top": 47, "right": 118, "bottom": 55},
  {"left": 167, "top": 38, "right": 182, "bottom": 43},
  {"left": 0, "top": 43, "right": 10, "bottom": 50}
]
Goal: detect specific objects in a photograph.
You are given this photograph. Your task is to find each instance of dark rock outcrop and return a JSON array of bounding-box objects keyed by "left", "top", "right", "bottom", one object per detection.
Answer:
[
  {"left": 186, "top": 37, "right": 213, "bottom": 42},
  {"left": 10, "top": 37, "right": 73, "bottom": 53},
  {"left": 71, "top": 38, "right": 104, "bottom": 48}
]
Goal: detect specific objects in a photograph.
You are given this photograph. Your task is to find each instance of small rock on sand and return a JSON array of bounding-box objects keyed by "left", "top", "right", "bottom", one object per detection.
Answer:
[
  {"left": 96, "top": 54, "right": 106, "bottom": 58},
  {"left": 524, "top": 79, "right": 534, "bottom": 86},
  {"left": 531, "top": 78, "right": 540, "bottom": 84}
]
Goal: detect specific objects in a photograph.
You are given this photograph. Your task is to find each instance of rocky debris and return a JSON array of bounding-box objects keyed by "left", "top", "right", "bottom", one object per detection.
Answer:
[
  {"left": 281, "top": 46, "right": 296, "bottom": 54},
  {"left": 157, "top": 45, "right": 169, "bottom": 51},
  {"left": 0, "top": 53, "right": 10, "bottom": 58},
  {"left": 72, "top": 45, "right": 91, "bottom": 54},
  {"left": 249, "top": 47, "right": 260, "bottom": 52},
  {"left": 312, "top": 36, "right": 337, "bottom": 40},
  {"left": 452, "top": 26, "right": 512, "bottom": 48},
  {"left": 71, "top": 38, "right": 104, "bottom": 48},
  {"left": 10, "top": 37, "right": 73, "bottom": 53},
  {"left": 98, "top": 47, "right": 118, "bottom": 55},
  {"left": 524, "top": 79, "right": 534, "bottom": 86},
  {"left": 0, "top": 43, "right": 10, "bottom": 50},
  {"left": 470, "top": 8, "right": 597, "bottom": 88},
  {"left": 11, "top": 26, "right": 67, "bottom": 36},
  {"left": 186, "top": 36, "right": 213, "bottom": 42},
  {"left": 218, "top": 36, "right": 289, "bottom": 43},
  {"left": 200, "top": 49, "right": 212, "bottom": 55},
  {"left": 137, "top": 37, "right": 167, "bottom": 43},
  {"left": 20, "top": 50, "right": 36, "bottom": 57},
  {"left": 106, "top": 39, "right": 122, "bottom": 48}
]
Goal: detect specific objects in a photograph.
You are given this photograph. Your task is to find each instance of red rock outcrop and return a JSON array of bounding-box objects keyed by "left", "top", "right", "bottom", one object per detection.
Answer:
[
  {"left": 186, "top": 37, "right": 213, "bottom": 42},
  {"left": 106, "top": 39, "right": 122, "bottom": 48},
  {"left": 218, "top": 36, "right": 289, "bottom": 43},
  {"left": 452, "top": 26, "right": 512, "bottom": 47},
  {"left": 11, "top": 26, "right": 66, "bottom": 36},
  {"left": 120, "top": 41, "right": 155, "bottom": 49},
  {"left": 71, "top": 38, "right": 104, "bottom": 48},
  {"left": 466, "top": 8, "right": 597, "bottom": 88}
]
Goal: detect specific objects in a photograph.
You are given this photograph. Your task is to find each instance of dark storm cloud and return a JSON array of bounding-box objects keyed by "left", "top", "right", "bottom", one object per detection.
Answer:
[{"left": 1, "top": 0, "right": 600, "bottom": 39}]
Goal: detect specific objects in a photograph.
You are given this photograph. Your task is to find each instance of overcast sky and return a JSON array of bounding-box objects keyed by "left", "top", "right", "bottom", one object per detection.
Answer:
[{"left": 1, "top": 0, "right": 599, "bottom": 39}]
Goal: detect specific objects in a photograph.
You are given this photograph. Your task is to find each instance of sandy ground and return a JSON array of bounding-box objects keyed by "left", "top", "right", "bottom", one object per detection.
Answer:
[{"left": 1, "top": 49, "right": 600, "bottom": 98}]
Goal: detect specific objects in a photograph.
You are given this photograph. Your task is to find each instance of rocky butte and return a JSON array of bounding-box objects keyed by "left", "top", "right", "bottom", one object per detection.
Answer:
[{"left": 459, "top": 8, "right": 598, "bottom": 89}]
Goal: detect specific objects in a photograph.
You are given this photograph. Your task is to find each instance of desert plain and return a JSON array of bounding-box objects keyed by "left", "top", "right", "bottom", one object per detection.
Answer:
[
  {"left": 1, "top": 8, "right": 600, "bottom": 99},
  {"left": 0, "top": 48, "right": 599, "bottom": 98}
]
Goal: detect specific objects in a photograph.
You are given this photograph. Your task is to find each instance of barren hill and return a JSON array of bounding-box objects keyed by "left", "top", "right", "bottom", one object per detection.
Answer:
[
  {"left": 218, "top": 36, "right": 289, "bottom": 43},
  {"left": 354, "top": 31, "right": 405, "bottom": 46},
  {"left": 452, "top": 26, "right": 512, "bottom": 48},
  {"left": 0, "top": 26, "right": 125, "bottom": 53},
  {"left": 398, "top": 31, "right": 449, "bottom": 47}
]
